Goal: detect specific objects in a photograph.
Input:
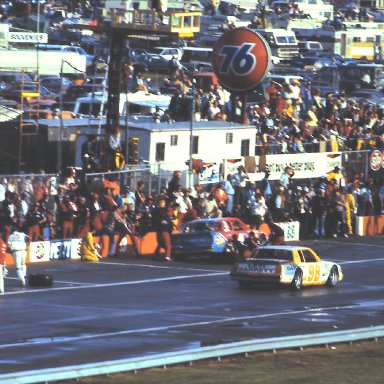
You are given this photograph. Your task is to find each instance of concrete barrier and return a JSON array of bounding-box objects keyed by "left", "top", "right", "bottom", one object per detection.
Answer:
[{"left": 356, "top": 215, "right": 384, "bottom": 236}]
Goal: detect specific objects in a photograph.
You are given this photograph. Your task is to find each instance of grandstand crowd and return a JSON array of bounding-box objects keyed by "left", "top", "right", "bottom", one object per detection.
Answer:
[
  {"left": 0, "top": 162, "right": 382, "bottom": 251},
  {"left": 155, "top": 74, "right": 384, "bottom": 155}
]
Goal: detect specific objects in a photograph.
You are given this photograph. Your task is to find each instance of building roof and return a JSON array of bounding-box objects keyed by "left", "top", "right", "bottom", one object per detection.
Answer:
[{"left": 38, "top": 116, "right": 252, "bottom": 132}]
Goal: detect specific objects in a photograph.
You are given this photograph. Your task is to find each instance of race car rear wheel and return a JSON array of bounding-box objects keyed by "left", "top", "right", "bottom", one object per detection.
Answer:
[
  {"left": 327, "top": 266, "right": 339, "bottom": 288},
  {"left": 292, "top": 270, "right": 303, "bottom": 291}
]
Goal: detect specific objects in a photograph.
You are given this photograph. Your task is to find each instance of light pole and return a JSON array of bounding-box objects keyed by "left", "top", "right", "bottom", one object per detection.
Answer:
[
  {"left": 188, "top": 86, "right": 196, "bottom": 189},
  {"left": 57, "top": 59, "right": 65, "bottom": 177}
]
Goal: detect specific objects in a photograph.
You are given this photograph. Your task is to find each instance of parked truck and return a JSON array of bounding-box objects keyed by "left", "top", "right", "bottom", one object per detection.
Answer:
[{"left": 0, "top": 48, "right": 87, "bottom": 77}]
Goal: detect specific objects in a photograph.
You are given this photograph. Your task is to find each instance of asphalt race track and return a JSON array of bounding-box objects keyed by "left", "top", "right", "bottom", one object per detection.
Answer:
[{"left": 1, "top": 236, "right": 383, "bottom": 375}]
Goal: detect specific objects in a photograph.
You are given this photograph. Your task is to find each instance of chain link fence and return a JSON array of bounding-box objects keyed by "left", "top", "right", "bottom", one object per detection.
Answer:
[{"left": 0, "top": 150, "right": 374, "bottom": 199}]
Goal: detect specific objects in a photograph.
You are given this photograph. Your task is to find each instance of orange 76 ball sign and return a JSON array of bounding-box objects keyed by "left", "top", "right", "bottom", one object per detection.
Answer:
[{"left": 212, "top": 28, "right": 272, "bottom": 92}]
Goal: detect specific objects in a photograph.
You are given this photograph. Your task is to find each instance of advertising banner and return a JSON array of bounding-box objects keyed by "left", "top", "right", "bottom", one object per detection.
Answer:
[
  {"left": 370, "top": 150, "right": 383, "bottom": 171},
  {"left": 223, "top": 158, "right": 245, "bottom": 178},
  {"left": 29, "top": 239, "right": 82, "bottom": 263},
  {"left": 277, "top": 221, "right": 300, "bottom": 242},
  {"left": 29, "top": 241, "right": 50, "bottom": 263},
  {"left": 199, "top": 162, "right": 221, "bottom": 184},
  {"left": 71, "top": 239, "right": 82, "bottom": 260},
  {"left": 224, "top": 153, "right": 342, "bottom": 181}
]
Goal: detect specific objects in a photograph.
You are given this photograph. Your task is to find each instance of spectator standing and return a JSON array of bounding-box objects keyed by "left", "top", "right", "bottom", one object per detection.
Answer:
[
  {"left": 0, "top": 232, "right": 7, "bottom": 294},
  {"left": 310, "top": 188, "right": 327, "bottom": 239},
  {"left": 174, "top": 186, "right": 188, "bottom": 228},
  {"left": 248, "top": 193, "right": 268, "bottom": 229},
  {"left": 278, "top": 166, "right": 294, "bottom": 192},
  {"left": 213, "top": 184, "right": 228, "bottom": 216},
  {"left": 344, "top": 187, "right": 356, "bottom": 236},
  {"left": 134, "top": 181, "right": 146, "bottom": 213},
  {"left": 8, "top": 221, "right": 29, "bottom": 287},
  {"left": 76, "top": 196, "right": 90, "bottom": 238},
  {"left": 168, "top": 55, "right": 181, "bottom": 80},
  {"left": 278, "top": 166, "right": 295, "bottom": 211},
  {"left": 121, "top": 186, "right": 136, "bottom": 212},
  {"left": 332, "top": 189, "right": 347, "bottom": 238},
  {"left": 98, "top": 204, "right": 121, "bottom": 258},
  {"left": 167, "top": 170, "right": 182, "bottom": 198},
  {"left": 271, "top": 186, "right": 286, "bottom": 222},
  {"left": 259, "top": 171, "right": 273, "bottom": 208},
  {"left": 359, "top": 181, "right": 373, "bottom": 216},
  {"left": 25, "top": 202, "right": 45, "bottom": 242},
  {"left": 204, "top": 193, "right": 222, "bottom": 218},
  {"left": 152, "top": 197, "right": 174, "bottom": 261},
  {"left": 231, "top": 166, "right": 249, "bottom": 216},
  {"left": 223, "top": 174, "right": 235, "bottom": 215},
  {"left": 1, "top": 191, "right": 17, "bottom": 242},
  {"left": 59, "top": 195, "right": 77, "bottom": 239},
  {"left": 89, "top": 192, "right": 103, "bottom": 232},
  {"left": 0, "top": 177, "right": 7, "bottom": 203},
  {"left": 133, "top": 73, "right": 149, "bottom": 93},
  {"left": 300, "top": 81, "right": 313, "bottom": 115}
]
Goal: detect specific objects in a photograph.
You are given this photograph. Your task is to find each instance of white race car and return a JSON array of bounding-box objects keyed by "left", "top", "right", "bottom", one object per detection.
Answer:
[{"left": 230, "top": 245, "right": 343, "bottom": 290}]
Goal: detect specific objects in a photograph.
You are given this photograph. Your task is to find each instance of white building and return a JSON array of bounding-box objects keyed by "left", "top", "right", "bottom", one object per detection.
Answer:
[
  {"left": 40, "top": 116, "right": 257, "bottom": 173},
  {"left": 127, "top": 117, "right": 256, "bottom": 170}
]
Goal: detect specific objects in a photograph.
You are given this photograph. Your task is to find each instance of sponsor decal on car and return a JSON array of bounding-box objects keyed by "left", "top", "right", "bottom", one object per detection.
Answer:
[{"left": 238, "top": 263, "right": 275, "bottom": 273}]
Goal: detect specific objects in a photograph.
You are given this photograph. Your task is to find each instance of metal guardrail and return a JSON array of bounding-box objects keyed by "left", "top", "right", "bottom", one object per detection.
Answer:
[{"left": 0, "top": 325, "right": 383, "bottom": 384}]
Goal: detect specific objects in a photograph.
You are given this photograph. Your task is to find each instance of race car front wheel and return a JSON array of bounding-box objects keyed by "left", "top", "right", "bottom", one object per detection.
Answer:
[
  {"left": 292, "top": 270, "right": 303, "bottom": 291},
  {"left": 327, "top": 266, "right": 339, "bottom": 288}
]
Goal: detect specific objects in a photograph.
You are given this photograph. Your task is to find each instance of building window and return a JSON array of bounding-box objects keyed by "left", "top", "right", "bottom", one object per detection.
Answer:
[
  {"left": 155, "top": 142, "right": 165, "bottom": 161},
  {"left": 170, "top": 135, "right": 178, "bottom": 146},
  {"left": 241, "top": 139, "right": 250, "bottom": 157},
  {"left": 226, "top": 132, "right": 233, "bottom": 144},
  {"left": 192, "top": 136, "right": 199, "bottom": 154}
]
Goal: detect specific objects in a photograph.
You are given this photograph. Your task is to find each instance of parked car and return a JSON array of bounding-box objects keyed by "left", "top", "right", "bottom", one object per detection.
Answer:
[
  {"left": 171, "top": 217, "right": 268, "bottom": 261},
  {"left": 62, "top": 83, "right": 103, "bottom": 110},
  {"left": 149, "top": 46, "right": 183, "bottom": 61},
  {"left": 230, "top": 245, "right": 343, "bottom": 290},
  {"left": 0, "top": 96, "right": 18, "bottom": 108},
  {"left": 36, "top": 44, "right": 95, "bottom": 68},
  {"left": 290, "top": 53, "right": 334, "bottom": 69},
  {"left": 0, "top": 71, "right": 33, "bottom": 86},
  {"left": 128, "top": 48, "right": 150, "bottom": 62},
  {"left": 48, "top": 29, "right": 83, "bottom": 46},
  {"left": 133, "top": 54, "right": 187, "bottom": 74},
  {"left": 1, "top": 83, "right": 56, "bottom": 103},
  {"left": 40, "top": 75, "right": 74, "bottom": 97},
  {"left": 349, "top": 89, "right": 384, "bottom": 107}
]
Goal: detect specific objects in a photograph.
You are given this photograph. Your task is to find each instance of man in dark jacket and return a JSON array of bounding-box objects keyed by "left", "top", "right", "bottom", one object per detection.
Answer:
[{"left": 152, "top": 197, "right": 174, "bottom": 261}]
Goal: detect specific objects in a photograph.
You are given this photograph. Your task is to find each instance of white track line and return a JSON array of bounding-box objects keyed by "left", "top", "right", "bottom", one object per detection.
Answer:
[
  {"left": 99, "top": 261, "right": 226, "bottom": 273},
  {"left": 339, "top": 257, "right": 384, "bottom": 265},
  {"left": 318, "top": 240, "right": 384, "bottom": 248},
  {"left": 1, "top": 272, "right": 228, "bottom": 296},
  {"left": 0, "top": 304, "right": 359, "bottom": 350}
]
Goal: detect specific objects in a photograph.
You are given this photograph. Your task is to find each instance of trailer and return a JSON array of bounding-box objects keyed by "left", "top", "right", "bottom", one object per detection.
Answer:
[{"left": 0, "top": 49, "right": 87, "bottom": 77}]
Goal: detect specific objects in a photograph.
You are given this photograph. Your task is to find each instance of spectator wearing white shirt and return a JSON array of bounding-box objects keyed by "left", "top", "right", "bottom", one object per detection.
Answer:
[
  {"left": 231, "top": 166, "right": 249, "bottom": 216},
  {"left": 8, "top": 222, "right": 29, "bottom": 287},
  {"left": 0, "top": 177, "right": 7, "bottom": 203},
  {"left": 248, "top": 194, "right": 268, "bottom": 229}
]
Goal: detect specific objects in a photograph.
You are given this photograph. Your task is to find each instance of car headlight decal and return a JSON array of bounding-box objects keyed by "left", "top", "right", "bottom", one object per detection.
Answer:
[{"left": 214, "top": 234, "right": 226, "bottom": 247}]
